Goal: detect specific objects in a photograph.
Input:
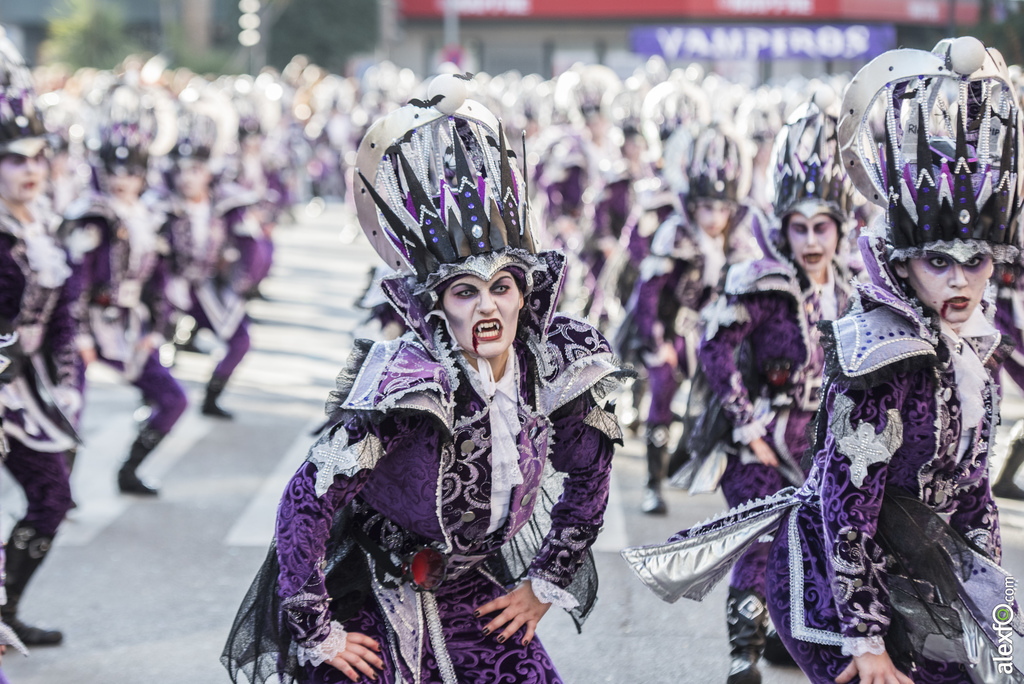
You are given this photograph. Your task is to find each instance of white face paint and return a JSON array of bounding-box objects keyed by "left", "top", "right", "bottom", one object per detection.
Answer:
[
  {"left": 0, "top": 151, "right": 46, "bottom": 208},
  {"left": 174, "top": 159, "right": 212, "bottom": 202},
  {"left": 785, "top": 212, "right": 839, "bottom": 285},
  {"left": 440, "top": 270, "right": 524, "bottom": 378},
  {"left": 893, "top": 252, "right": 994, "bottom": 333},
  {"left": 693, "top": 199, "right": 733, "bottom": 238}
]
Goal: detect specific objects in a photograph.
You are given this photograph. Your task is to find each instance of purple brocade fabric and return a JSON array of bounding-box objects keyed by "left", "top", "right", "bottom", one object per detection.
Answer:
[
  {"left": 299, "top": 572, "right": 563, "bottom": 684},
  {"left": 698, "top": 292, "right": 816, "bottom": 443}
]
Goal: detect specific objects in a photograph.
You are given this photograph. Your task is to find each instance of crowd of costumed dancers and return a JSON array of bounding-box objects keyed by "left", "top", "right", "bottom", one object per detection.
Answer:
[{"left": 2, "top": 23, "right": 1024, "bottom": 684}]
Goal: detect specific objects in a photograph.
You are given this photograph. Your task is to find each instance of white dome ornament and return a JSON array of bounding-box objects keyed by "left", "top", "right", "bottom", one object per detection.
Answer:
[
  {"left": 427, "top": 74, "right": 468, "bottom": 116},
  {"left": 949, "top": 36, "right": 987, "bottom": 76}
]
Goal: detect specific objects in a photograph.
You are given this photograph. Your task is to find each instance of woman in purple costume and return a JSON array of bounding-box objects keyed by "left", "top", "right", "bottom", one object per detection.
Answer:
[
  {"left": 627, "top": 124, "right": 762, "bottom": 515},
  {"left": 624, "top": 36, "right": 1024, "bottom": 684},
  {"left": 682, "top": 99, "right": 855, "bottom": 683},
  {"left": 62, "top": 81, "right": 186, "bottom": 496},
  {"left": 0, "top": 36, "right": 80, "bottom": 647},
  {"left": 161, "top": 95, "right": 261, "bottom": 419},
  {"left": 223, "top": 75, "right": 629, "bottom": 684}
]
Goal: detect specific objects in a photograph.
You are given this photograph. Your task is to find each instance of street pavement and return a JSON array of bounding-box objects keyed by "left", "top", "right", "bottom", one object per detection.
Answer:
[{"left": 5, "top": 203, "right": 1024, "bottom": 683}]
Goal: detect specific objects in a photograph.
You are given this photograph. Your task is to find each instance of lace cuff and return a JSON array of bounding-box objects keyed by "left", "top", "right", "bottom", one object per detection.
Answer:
[
  {"left": 732, "top": 398, "right": 774, "bottom": 445},
  {"left": 841, "top": 635, "right": 886, "bottom": 657},
  {"left": 296, "top": 620, "right": 347, "bottom": 667},
  {"left": 528, "top": 577, "right": 580, "bottom": 610}
]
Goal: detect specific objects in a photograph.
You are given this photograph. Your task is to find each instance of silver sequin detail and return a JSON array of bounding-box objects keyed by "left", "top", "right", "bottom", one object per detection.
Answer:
[
  {"left": 584, "top": 406, "right": 624, "bottom": 442},
  {"left": 830, "top": 394, "right": 903, "bottom": 488},
  {"left": 307, "top": 428, "right": 384, "bottom": 497},
  {"left": 788, "top": 509, "right": 845, "bottom": 646}
]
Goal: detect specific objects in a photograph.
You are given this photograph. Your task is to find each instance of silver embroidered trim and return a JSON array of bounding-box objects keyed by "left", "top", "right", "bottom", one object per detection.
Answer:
[
  {"left": 830, "top": 393, "right": 903, "bottom": 488},
  {"left": 788, "top": 508, "right": 845, "bottom": 647},
  {"left": 307, "top": 428, "right": 384, "bottom": 497},
  {"left": 583, "top": 406, "right": 623, "bottom": 442},
  {"left": 889, "top": 239, "right": 1019, "bottom": 265},
  {"left": 413, "top": 249, "right": 546, "bottom": 297},
  {"left": 422, "top": 591, "right": 457, "bottom": 684}
]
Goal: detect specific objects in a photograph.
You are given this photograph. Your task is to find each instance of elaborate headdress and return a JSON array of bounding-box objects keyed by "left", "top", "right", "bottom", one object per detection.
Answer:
[
  {"left": 91, "top": 83, "right": 161, "bottom": 175},
  {"left": 839, "top": 36, "right": 1022, "bottom": 262},
  {"left": 0, "top": 29, "right": 46, "bottom": 158},
  {"left": 771, "top": 96, "right": 855, "bottom": 224},
  {"left": 354, "top": 74, "right": 540, "bottom": 294},
  {"left": 686, "top": 125, "right": 750, "bottom": 205},
  {"left": 170, "top": 82, "right": 235, "bottom": 162}
]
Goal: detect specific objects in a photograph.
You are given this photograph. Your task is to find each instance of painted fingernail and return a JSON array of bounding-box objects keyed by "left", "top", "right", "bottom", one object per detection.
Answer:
[
  {"left": 497, "top": 635, "right": 506, "bottom": 643},
  {"left": 523, "top": 639, "right": 531, "bottom": 646},
  {"left": 473, "top": 610, "right": 480, "bottom": 617},
  {"left": 482, "top": 628, "right": 490, "bottom": 635}
]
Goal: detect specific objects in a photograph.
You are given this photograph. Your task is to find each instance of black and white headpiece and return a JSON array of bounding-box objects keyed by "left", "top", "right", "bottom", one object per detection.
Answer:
[
  {"left": 355, "top": 74, "right": 540, "bottom": 294},
  {"left": 771, "top": 96, "right": 855, "bottom": 225},
  {"left": 839, "top": 36, "right": 1022, "bottom": 263},
  {"left": 0, "top": 29, "right": 45, "bottom": 158},
  {"left": 686, "top": 124, "right": 750, "bottom": 205}
]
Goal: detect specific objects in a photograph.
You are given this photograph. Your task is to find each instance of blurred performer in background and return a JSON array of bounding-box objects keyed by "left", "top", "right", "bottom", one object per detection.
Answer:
[
  {"left": 626, "top": 125, "right": 761, "bottom": 515},
  {"left": 61, "top": 82, "right": 186, "bottom": 496},
  {"left": 161, "top": 89, "right": 260, "bottom": 419},
  {"left": 223, "top": 75, "right": 629, "bottom": 684},
  {"left": 0, "top": 35, "right": 79, "bottom": 646},
  {"left": 0, "top": 318, "right": 33, "bottom": 676},
  {"left": 678, "top": 99, "right": 855, "bottom": 683}
]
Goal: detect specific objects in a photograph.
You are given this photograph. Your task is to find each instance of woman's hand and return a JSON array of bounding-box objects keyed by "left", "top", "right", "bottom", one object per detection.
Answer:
[
  {"left": 326, "top": 632, "right": 384, "bottom": 682},
  {"left": 835, "top": 651, "right": 914, "bottom": 684},
  {"left": 748, "top": 437, "right": 779, "bottom": 468},
  {"left": 474, "top": 580, "right": 552, "bottom": 646},
  {"left": 80, "top": 346, "right": 97, "bottom": 366}
]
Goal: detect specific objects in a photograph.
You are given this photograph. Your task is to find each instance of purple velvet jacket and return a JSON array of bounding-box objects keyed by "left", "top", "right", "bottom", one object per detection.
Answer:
[
  {"left": 788, "top": 235, "right": 1008, "bottom": 646},
  {"left": 62, "top": 194, "right": 170, "bottom": 354},
  {"left": 0, "top": 201, "right": 82, "bottom": 451},
  {"left": 275, "top": 251, "right": 627, "bottom": 661},
  {"left": 697, "top": 253, "right": 852, "bottom": 483}
]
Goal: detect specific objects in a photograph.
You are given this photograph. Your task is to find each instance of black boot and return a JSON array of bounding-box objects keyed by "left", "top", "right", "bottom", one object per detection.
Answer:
[
  {"left": 642, "top": 425, "right": 669, "bottom": 515},
  {"left": 202, "top": 376, "right": 234, "bottom": 419},
  {"left": 118, "top": 427, "right": 163, "bottom": 496},
  {"left": 762, "top": 616, "right": 797, "bottom": 667},
  {"left": 4, "top": 523, "right": 62, "bottom": 646},
  {"left": 994, "top": 420, "right": 1024, "bottom": 500},
  {"left": 726, "top": 587, "right": 767, "bottom": 684}
]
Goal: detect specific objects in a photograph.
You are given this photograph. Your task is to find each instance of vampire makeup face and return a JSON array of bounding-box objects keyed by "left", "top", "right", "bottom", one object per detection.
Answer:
[
  {"left": 441, "top": 270, "right": 524, "bottom": 378},
  {"left": 893, "top": 252, "right": 994, "bottom": 333},
  {"left": 0, "top": 151, "right": 47, "bottom": 208},
  {"left": 785, "top": 212, "right": 839, "bottom": 285},
  {"left": 174, "top": 159, "right": 212, "bottom": 202},
  {"left": 107, "top": 171, "right": 146, "bottom": 203},
  {"left": 693, "top": 199, "right": 733, "bottom": 238}
]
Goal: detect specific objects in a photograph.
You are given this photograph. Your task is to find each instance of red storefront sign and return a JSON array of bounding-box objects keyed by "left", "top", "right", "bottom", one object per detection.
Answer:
[{"left": 398, "top": 0, "right": 979, "bottom": 24}]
